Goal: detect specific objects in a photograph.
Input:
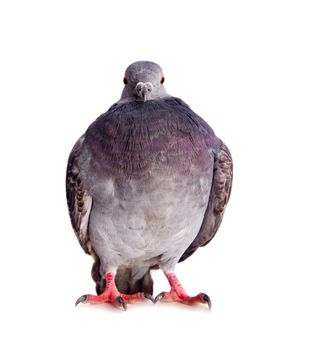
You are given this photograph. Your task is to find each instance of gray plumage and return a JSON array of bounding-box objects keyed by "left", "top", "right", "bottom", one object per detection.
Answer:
[{"left": 66, "top": 61, "right": 232, "bottom": 296}]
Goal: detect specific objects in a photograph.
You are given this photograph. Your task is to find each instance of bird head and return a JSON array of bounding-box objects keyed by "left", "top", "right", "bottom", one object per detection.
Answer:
[{"left": 120, "top": 61, "right": 168, "bottom": 102}]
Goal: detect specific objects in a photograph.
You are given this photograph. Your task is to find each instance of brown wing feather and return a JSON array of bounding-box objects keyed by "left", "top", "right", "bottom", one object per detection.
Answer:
[
  {"left": 66, "top": 135, "right": 92, "bottom": 254},
  {"left": 179, "top": 141, "right": 233, "bottom": 262}
]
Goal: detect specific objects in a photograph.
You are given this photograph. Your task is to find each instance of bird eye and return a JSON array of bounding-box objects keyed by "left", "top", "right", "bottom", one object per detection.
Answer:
[
  {"left": 160, "top": 76, "right": 165, "bottom": 84},
  {"left": 123, "top": 77, "right": 128, "bottom": 85}
]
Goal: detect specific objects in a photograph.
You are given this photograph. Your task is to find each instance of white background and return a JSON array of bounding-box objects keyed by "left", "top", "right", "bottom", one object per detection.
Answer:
[{"left": 0, "top": 0, "right": 314, "bottom": 349}]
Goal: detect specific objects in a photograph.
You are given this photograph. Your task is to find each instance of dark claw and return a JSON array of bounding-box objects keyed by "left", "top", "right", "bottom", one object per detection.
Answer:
[
  {"left": 116, "top": 296, "right": 127, "bottom": 311},
  {"left": 202, "top": 293, "right": 212, "bottom": 310},
  {"left": 144, "top": 293, "right": 155, "bottom": 303},
  {"left": 75, "top": 295, "right": 88, "bottom": 307},
  {"left": 154, "top": 292, "right": 165, "bottom": 304}
]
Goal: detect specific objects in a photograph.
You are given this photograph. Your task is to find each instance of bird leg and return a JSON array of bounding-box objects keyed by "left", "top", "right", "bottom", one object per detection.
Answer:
[
  {"left": 75, "top": 272, "right": 152, "bottom": 310},
  {"left": 154, "top": 272, "right": 211, "bottom": 309}
]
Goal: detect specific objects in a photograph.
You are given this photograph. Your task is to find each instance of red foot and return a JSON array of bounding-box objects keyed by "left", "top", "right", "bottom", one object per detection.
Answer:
[
  {"left": 154, "top": 272, "right": 211, "bottom": 309},
  {"left": 75, "top": 272, "right": 152, "bottom": 310}
]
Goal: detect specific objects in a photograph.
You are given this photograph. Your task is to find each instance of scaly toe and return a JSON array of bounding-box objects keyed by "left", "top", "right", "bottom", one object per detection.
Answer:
[{"left": 154, "top": 290, "right": 211, "bottom": 308}]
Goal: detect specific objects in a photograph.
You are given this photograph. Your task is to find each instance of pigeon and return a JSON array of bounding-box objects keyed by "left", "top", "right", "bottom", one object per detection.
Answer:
[{"left": 66, "top": 61, "right": 233, "bottom": 310}]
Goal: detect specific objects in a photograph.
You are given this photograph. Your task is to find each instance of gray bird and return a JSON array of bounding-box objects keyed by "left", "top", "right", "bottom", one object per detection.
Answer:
[{"left": 66, "top": 61, "right": 233, "bottom": 310}]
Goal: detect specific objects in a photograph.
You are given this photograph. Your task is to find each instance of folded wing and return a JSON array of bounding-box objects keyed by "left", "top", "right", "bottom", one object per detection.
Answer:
[
  {"left": 180, "top": 141, "right": 233, "bottom": 262},
  {"left": 66, "top": 135, "right": 93, "bottom": 254}
]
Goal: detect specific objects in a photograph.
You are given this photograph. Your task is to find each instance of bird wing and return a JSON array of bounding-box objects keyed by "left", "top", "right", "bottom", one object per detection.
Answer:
[
  {"left": 66, "top": 135, "right": 93, "bottom": 254},
  {"left": 179, "top": 140, "right": 233, "bottom": 262}
]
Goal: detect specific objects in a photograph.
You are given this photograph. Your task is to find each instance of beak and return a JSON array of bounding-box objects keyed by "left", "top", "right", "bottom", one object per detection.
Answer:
[
  {"left": 135, "top": 82, "right": 153, "bottom": 102},
  {"left": 142, "top": 90, "right": 148, "bottom": 102}
]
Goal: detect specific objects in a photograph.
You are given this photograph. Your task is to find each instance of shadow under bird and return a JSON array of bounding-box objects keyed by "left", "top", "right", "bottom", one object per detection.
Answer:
[{"left": 66, "top": 61, "right": 233, "bottom": 310}]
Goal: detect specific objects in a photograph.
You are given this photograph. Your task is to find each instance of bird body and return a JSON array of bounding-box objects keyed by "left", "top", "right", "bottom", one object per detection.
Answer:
[{"left": 66, "top": 61, "right": 232, "bottom": 309}]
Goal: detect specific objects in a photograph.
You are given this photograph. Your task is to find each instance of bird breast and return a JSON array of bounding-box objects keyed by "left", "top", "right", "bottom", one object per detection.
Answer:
[{"left": 86, "top": 162, "right": 213, "bottom": 267}]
